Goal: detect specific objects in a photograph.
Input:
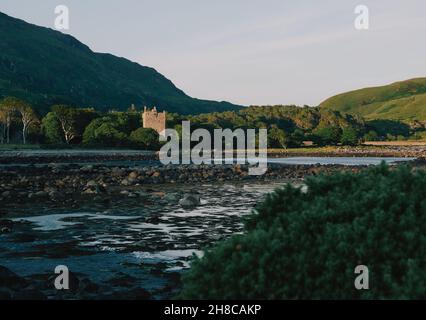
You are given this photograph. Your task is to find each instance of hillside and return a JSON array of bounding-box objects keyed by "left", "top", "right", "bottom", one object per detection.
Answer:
[
  {"left": 320, "top": 78, "right": 426, "bottom": 122},
  {"left": 0, "top": 11, "right": 241, "bottom": 115}
]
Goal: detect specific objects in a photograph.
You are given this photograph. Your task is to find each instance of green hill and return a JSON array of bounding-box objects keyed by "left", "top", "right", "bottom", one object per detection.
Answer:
[
  {"left": 320, "top": 78, "right": 426, "bottom": 122},
  {"left": 0, "top": 12, "right": 241, "bottom": 115}
]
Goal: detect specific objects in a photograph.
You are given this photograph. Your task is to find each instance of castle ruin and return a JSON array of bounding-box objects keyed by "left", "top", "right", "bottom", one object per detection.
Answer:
[{"left": 142, "top": 106, "right": 166, "bottom": 135}]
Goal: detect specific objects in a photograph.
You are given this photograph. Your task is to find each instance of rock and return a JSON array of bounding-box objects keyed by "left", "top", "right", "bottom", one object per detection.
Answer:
[
  {"left": 0, "top": 288, "right": 12, "bottom": 300},
  {"left": 49, "top": 191, "right": 63, "bottom": 200},
  {"left": 128, "top": 171, "right": 139, "bottom": 179},
  {"left": 80, "top": 165, "right": 94, "bottom": 172},
  {"left": 163, "top": 193, "right": 181, "bottom": 203},
  {"left": 111, "top": 167, "right": 125, "bottom": 177},
  {"left": 1, "top": 191, "right": 11, "bottom": 198},
  {"left": 34, "top": 191, "right": 48, "bottom": 197},
  {"left": 1, "top": 227, "right": 11, "bottom": 233},
  {"left": 152, "top": 171, "right": 161, "bottom": 178},
  {"left": 86, "top": 180, "right": 98, "bottom": 187},
  {"left": 79, "top": 278, "right": 99, "bottom": 294},
  {"left": 13, "top": 288, "right": 47, "bottom": 300},
  {"left": 179, "top": 193, "right": 201, "bottom": 209},
  {"left": 121, "top": 178, "right": 135, "bottom": 186},
  {"left": 0, "top": 266, "right": 28, "bottom": 289},
  {"left": 82, "top": 188, "right": 95, "bottom": 194}
]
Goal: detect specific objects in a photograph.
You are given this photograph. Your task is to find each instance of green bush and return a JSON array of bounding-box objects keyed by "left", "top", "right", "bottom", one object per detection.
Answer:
[
  {"left": 180, "top": 165, "right": 426, "bottom": 299},
  {"left": 83, "top": 116, "right": 129, "bottom": 146},
  {"left": 129, "top": 127, "right": 159, "bottom": 150}
]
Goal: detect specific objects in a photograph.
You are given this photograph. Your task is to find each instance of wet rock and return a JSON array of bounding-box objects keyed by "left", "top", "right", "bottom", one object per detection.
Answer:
[
  {"left": 34, "top": 191, "right": 48, "bottom": 197},
  {"left": 107, "top": 274, "right": 137, "bottom": 288},
  {"left": 49, "top": 191, "right": 63, "bottom": 200},
  {"left": 128, "top": 171, "right": 139, "bottom": 180},
  {"left": 111, "top": 167, "right": 125, "bottom": 177},
  {"left": 0, "top": 219, "right": 13, "bottom": 228},
  {"left": 163, "top": 192, "right": 181, "bottom": 203},
  {"left": 86, "top": 180, "right": 98, "bottom": 188},
  {"left": 0, "top": 288, "right": 12, "bottom": 300},
  {"left": 121, "top": 178, "right": 136, "bottom": 186},
  {"left": 0, "top": 227, "right": 11, "bottom": 233},
  {"left": 0, "top": 266, "right": 28, "bottom": 289},
  {"left": 179, "top": 193, "right": 201, "bottom": 209},
  {"left": 83, "top": 183, "right": 106, "bottom": 195},
  {"left": 13, "top": 288, "right": 47, "bottom": 300},
  {"left": 1, "top": 191, "right": 11, "bottom": 198},
  {"left": 80, "top": 165, "right": 94, "bottom": 173},
  {"left": 152, "top": 171, "right": 161, "bottom": 178},
  {"left": 79, "top": 278, "right": 99, "bottom": 294},
  {"left": 111, "top": 287, "right": 151, "bottom": 300}
]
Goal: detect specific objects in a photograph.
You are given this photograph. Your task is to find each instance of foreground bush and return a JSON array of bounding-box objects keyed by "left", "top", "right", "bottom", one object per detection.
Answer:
[{"left": 180, "top": 165, "right": 426, "bottom": 299}]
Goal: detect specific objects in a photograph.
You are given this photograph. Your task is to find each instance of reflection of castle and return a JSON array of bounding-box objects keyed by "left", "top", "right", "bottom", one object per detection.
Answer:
[{"left": 142, "top": 106, "right": 166, "bottom": 135}]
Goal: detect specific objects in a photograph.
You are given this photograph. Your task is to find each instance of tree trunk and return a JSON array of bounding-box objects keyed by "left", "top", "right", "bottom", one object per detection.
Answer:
[
  {"left": 22, "top": 125, "right": 26, "bottom": 144},
  {"left": 6, "top": 124, "right": 10, "bottom": 144}
]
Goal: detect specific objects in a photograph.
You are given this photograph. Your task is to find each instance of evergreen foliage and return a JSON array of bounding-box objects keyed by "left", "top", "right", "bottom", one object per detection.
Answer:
[{"left": 180, "top": 165, "right": 426, "bottom": 299}]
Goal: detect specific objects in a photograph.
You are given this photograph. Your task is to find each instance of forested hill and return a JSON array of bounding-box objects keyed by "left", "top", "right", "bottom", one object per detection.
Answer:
[{"left": 0, "top": 11, "right": 241, "bottom": 115}]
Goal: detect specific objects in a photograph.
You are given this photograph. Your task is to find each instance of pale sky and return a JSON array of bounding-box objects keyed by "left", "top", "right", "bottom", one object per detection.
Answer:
[{"left": 1, "top": 0, "right": 426, "bottom": 106}]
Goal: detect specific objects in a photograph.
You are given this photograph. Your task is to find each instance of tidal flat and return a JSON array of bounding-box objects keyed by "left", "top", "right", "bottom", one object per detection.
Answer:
[{"left": 0, "top": 153, "right": 423, "bottom": 299}]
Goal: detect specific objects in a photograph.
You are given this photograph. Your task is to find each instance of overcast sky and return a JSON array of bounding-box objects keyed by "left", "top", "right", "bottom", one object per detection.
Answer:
[{"left": 1, "top": 0, "right": 426, "bottom": 106}]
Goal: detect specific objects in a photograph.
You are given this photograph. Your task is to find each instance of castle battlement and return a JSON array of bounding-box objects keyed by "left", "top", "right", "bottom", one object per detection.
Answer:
[{"left": 142, "top": 106, "right": 166, "bottom": 135}]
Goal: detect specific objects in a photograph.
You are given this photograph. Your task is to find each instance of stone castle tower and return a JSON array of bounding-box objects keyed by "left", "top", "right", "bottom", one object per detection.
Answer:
[{"left": 142, "top": 106, "right": 166, "bottom": 135}]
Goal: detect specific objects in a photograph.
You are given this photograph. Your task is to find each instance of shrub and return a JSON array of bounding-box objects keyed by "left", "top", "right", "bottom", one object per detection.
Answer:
[
  {"left": 129, "top": 127, "right": 159, "bottom": 150},
  {"left": 180, "top": 165, "right": 426, "bottom": 299}
]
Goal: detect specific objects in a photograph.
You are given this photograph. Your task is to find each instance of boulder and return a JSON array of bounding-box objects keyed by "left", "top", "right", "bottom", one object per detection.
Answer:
[{"left": 179, "top": 194, "right": 201, "bottom": 209}]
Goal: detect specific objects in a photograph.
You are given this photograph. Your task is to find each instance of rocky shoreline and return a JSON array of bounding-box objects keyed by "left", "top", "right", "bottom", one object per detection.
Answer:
[
  {"left": 267, "top": 145, "right": 426, "bottom": 158},
  {"left": 0, "top": 265, "right": 153, "bottom": 300},
  {"left": 0, "top": 163, "right": 366, "bottom": 207},
  {"left": 1, "top": 158, "right": 426, "bottom": 299},
  {"left": 0, "top": 150, "right": 157, "bottom": 165}
]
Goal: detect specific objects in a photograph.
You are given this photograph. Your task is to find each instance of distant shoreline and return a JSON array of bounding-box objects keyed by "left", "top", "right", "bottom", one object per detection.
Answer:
[{"left": 1, "top": 145, "right": 425, "bottom": 164}]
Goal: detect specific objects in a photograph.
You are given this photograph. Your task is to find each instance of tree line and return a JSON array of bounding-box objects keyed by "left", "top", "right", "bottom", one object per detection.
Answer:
[
  {"left": 1, "top": 97, "right": 423, "bottom": 149},
  {"left": 0, "top": 97, "right": 159, "bottom": 149}
]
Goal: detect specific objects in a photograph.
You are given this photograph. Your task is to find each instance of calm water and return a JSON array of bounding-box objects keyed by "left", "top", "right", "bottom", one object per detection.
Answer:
[{"left": 0, "top": 156, "right": 415, "bottom": 168}]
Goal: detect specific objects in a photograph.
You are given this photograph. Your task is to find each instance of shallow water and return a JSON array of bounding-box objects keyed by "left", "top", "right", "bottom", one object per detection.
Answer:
[
  {"left": 0, "top": 181, "right": 285, "bottom": 299},
  {"left": 267, "top": 156, "right": 414, "bottom": 166},
  {"left": 0, "top": 156, "right": 414, "bottom": 168}
]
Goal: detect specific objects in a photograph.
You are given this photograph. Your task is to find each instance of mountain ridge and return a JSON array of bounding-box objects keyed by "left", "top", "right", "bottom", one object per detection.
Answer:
[{"left": 0, "top": 11, "right": 242, "bottom": 115}]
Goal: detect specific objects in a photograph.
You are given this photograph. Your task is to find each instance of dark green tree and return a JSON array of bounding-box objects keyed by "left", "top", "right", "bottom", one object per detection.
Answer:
[
  {"left": 340, "top": 127, "right": 359, "bottom": 146},
  {"left": 42, "top": 112, "right": 64, "bottom": 144},
  {"left": 130, "top": 127, "right": 159, "bottom": 150},
  {"left": 83, "top": 116, "right": 129, "bottom": 146},
  {"left": 312, "top": 126, "right": 342, "bottom": 146},
  {"left": 268, "top": 127, "right": 290, "bottom": 148}
]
